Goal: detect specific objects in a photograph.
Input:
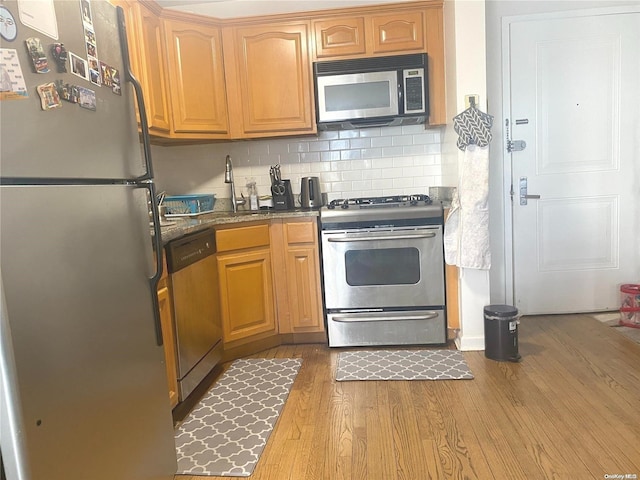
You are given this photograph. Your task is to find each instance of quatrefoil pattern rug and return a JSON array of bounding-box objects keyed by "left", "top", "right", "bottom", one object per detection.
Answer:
[
  {"left": 336, "top": 349, "right": 473, "bottom": 381},
  {"left": 175, "top": 358, "right": 302, "bottom": 476}
]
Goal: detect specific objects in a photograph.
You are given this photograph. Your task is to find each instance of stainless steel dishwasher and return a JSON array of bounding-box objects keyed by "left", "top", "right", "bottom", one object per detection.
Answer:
[{"left": 165, "top": 229, "right": 222, "bottom": 402}]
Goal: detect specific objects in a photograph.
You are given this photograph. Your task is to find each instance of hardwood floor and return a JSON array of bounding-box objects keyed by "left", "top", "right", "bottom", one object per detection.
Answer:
[{"left": 176, "top": 314, "right": 640, "bottom": 480}]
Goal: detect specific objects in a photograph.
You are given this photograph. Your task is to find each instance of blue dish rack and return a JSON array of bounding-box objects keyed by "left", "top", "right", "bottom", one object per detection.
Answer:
[{"left": 163, "top": 194, "right": 215, "bottom": 215}]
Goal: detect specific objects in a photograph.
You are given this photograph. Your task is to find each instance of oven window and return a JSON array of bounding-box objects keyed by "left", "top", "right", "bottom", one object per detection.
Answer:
[{"left": 345, "top": 247, "right": 420, "bottom": 286}]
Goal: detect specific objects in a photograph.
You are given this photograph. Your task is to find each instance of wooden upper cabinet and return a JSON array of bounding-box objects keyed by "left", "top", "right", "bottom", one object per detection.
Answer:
[
  {"left": 223, "top": 21, "right": 315, "bottom": 138},
  {"left": 137, "top": 3, "right": 172, "bottom": 134},
  {"left": 310, "top": 5, "right": 444, "bottom": 125},
  {"left": 369, "top": 11, "right": 425, "bottom": 54},
  {"left": 313, "top": 17, "right": 366, "bottom": 58},
  {"left": 163, "top": 19, "right": 229, "bottom": 137}
]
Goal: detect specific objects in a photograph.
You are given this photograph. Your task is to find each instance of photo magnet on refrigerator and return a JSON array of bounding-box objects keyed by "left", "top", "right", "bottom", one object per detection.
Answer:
[
  {"left": 51, "top": 43, "right": 67, "bottom": 72},
  {"left": 36, "top": 82, "right": 62, "bottom": 110},
  {"left": 25, "top": 37, "right": 49, "bottom": 73}
]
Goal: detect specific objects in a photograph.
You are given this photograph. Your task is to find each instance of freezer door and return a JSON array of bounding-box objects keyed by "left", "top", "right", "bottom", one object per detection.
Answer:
[
  {"left": 0, "top": 185, "right": 176, "bottom": 480},
  {"left": 0, "top": 0, "right": 145, "bottom": 179}
]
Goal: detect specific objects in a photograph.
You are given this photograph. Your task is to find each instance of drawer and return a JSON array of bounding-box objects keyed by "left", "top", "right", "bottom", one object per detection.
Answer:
[
  {"left": 216, "top": 224, "right": 270, "bottom": 252},
  {"left": 285, "top": 220, "right": 316, "bottom": 245}
]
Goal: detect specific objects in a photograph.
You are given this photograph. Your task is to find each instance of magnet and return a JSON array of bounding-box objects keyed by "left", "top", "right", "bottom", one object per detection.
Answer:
[
  {"left": 77, "top": 86, "right": 96, "bottom": 111},
  {"left": 69, "top": 51, "right": 88, "bottom": 80},
  {"left": 0, "top": 6, "right": 18, "bottom": 42},
  {"left": 36, "top": 82, "right": 61, "bottom": 110},
  {"left": 55, "top": 80, "right": 78, "bottom": 103},
  {"left": 51, "top": 43, "right": 67, "bottom": 73},
  {"left": 25, "top": 37, "right": 49, "bottom": 74}
]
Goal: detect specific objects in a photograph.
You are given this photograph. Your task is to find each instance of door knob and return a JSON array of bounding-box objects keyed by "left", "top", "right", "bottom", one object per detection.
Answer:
[{"left": 519, "top": 177, "right": 540, "bottom": 205}]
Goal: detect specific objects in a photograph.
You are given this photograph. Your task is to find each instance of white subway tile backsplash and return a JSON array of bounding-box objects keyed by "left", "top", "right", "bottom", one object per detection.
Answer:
[
  {"left": 371, "top": 136, "right": 392, "bottom": 148},
  {"left": 329, "top": 139, "right": 350, "bottom": 150},
  {"left": 392, "top": 157, "right": 413, "bottom": 168},
  {"left": 309, "top": 141, "right": 330, "bottom": 152},
  {"left": 392, "top": 135, "right": 413, "bottom": 146},
  {"left": 381, "top": 146, "right": 404, "bottom": 157},
  {"left": 320, "top": 151, "right": 341, "bottom": 162},
  {"left": 152, "top": 123, "right": 449, "bottom": 200},
  {"left": 348, "top": 137, "right": 371, "bottom": 149},
  {"left": 288, "top": 141, "right": 310, "bottom": 153},
  {"left": 341, "top": 170, "right": 362, "bottom": 181},
  {"left": 340, "top": 149, "right": 361, "bottom": 160},
  {"left": 403, "top": 145, "right": 427, "bottom": 156},
  {"left": 300, "top": 152, "right": 321, "bottom": 163},
  {"left": 358, "top": 127, "right": 381, "bottom": 137},
  {"left": 338, "top": 130, "right": 359, "bottom": 139},
  {"left": 361, "top": 148, "right": 383, "bottom": 159},
  {"left": 371, "top": 157, "right": 393, "bottom": 168},
  {"left": 331, "top": 160, "right": 352, "bottom": 171}
]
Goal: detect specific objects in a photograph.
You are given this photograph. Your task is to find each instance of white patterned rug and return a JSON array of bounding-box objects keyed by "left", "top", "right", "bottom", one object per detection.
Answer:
[
  {"left": 175, "top": 358, "right": 302, "bottom": 476},
  {"left": 336, "top": 349, "right": 474, "bottom": 381}
]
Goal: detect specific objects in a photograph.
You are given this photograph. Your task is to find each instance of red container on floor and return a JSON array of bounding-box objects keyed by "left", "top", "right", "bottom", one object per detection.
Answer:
[{"left": 619, "top": 284, "right": 640, "bottom": 328}]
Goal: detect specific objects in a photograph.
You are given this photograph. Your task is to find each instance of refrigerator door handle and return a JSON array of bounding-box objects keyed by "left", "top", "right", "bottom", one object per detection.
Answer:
[
  {"left": 141, "top": 181, "right": 164, "bottom": 347},
  {"left": 116, "top": 6, "right": 154, "bottom": 182}
]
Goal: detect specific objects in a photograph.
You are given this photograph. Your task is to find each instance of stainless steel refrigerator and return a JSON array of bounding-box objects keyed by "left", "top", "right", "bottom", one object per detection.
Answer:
[{"left": 0, "top": 1, "right": 177, "bottom": 479}]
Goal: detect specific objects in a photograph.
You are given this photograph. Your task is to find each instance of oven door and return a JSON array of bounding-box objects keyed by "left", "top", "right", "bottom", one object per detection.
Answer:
[{"left": 321, "top": 225, "right": 444, "bottom": 309}]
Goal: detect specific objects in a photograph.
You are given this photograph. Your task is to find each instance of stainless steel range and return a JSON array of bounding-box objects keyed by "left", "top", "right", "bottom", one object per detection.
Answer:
[{"left": 319, "top": 194, "right": 446, "bottom": 347}]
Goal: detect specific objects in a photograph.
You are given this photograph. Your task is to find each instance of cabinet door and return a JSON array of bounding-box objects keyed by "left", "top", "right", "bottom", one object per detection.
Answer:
[
  {"left": 224, "top": 22, "right": 315, "bottom": 137},
  {"left": 313, "top": 17, "right": 366, "bottom": 58},
  {"left": 157, "top": 285, "right": 179, "bottom": 409},
  {"left": 138, "top": 4, "right": 171, "bottom": 134},
  {"left": 163, "top": 19, "right": 229, "bottom": 135},
  {"left": 369, "top": 11, "right": 425, "bottom": 54},
  {"left": 285, "top": 246, "right": 323, "bottom": 332},
  {"left": 217, "top": 249, "right": 276, "bottom": 343}
]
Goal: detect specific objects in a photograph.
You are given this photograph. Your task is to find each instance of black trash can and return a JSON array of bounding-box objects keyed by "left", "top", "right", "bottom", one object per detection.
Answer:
[{"left": 484, "top": 304, "right": 521, "bottom": 362}]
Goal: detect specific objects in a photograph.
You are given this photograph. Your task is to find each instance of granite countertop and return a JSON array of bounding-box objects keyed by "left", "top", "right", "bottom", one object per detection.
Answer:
[{"left": 157, "top": 208, "right": 320, "bottom": 244}]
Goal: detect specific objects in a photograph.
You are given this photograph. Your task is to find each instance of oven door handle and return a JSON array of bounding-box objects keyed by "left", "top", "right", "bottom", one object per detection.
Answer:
[
  {"left": 327, "top": 232, "right": 436, "bottom": 242},
  {"left": 332, "top": 312, "right": 440, "bottom": 322}
]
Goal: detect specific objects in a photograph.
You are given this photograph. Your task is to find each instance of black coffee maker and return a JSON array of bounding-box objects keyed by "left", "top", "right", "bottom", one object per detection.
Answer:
[{"left": 270, "top": 165, "right": 294, "bottom": 210}]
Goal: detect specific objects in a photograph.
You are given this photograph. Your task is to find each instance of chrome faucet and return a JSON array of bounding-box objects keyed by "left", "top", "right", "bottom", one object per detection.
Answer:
[{"left": 224, "top": 155, "right": 245, "bottom": 213}]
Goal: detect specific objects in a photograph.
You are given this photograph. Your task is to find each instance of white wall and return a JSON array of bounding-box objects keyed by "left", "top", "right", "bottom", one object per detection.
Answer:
[
  {"left": 152, "top": 125, "right": 451, "bottom": 204},
  {"left": 443, "top": 0, "right": 490, "bottom": 351},
  {"left": 485, "top": 0, "right": 640, "bottom": 305}
]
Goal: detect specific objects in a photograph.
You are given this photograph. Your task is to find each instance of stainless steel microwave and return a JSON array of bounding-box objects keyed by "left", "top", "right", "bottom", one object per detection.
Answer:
[{"left": 313, "top": 53, "right": 428, "bottom": 130}]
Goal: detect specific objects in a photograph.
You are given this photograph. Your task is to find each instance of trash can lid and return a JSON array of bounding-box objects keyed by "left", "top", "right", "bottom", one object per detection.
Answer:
[{"left": 484, "top": 304, "right": 518, "bottom": 317}]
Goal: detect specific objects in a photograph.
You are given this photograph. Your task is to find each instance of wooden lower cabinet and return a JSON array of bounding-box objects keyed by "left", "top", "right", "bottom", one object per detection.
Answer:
[
  {"left": 157, "top": 266, "right": 179, "bottom": 409},
  {"left": 271, "top": 218, "right": 325, "bottom": 335},
  {"left": 217, "top": 249, "right": 277, "bottom": 344},
  {"left": 215, "top": 224, "right": 277, "bottom": 346}
]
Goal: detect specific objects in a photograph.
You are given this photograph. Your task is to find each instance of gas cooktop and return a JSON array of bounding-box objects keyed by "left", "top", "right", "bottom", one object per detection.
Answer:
[
  {"left": 321, "top": 193, "right": 443, "bottom": 226},
  {"left": 327, "top": 194, "right": 432, "bottom": 209}
]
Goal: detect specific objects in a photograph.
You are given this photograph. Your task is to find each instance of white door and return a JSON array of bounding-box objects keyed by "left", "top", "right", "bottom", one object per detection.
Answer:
[{"left": 509, "top": 12, "right": 640, "bottom": 315}]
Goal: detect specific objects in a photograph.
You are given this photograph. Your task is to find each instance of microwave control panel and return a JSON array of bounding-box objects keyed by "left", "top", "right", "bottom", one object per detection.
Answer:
[{"left": 403, "top": 68, "right": 425, "bottom": 114}]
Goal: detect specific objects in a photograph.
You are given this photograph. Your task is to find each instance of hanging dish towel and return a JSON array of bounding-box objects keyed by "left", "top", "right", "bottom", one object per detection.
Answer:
[
  {"left": 444, "top": 144, "right": 491, "bottom": 270},
  {"left": 452, "top": 105, "right": 493, "bottom": 151}
]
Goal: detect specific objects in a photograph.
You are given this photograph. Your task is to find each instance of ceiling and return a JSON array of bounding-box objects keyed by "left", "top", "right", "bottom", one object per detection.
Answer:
[{"left": 155, "top": 0, "right": 412, "bottom": 19}]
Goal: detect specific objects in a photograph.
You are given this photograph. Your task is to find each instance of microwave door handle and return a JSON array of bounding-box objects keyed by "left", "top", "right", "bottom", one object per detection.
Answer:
[{"left": 327, "top": 232, "right": 436, "bottom": 242}]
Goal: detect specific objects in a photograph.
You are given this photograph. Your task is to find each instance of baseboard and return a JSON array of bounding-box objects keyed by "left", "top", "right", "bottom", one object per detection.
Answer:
[{"left": 455, "top": 334, "right": 485, "bottom": 351}]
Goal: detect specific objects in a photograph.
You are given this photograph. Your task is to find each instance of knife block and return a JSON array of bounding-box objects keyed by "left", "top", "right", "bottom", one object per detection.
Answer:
[{"left": 273, "top": 179, "right": 294, "bottom": 210}]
